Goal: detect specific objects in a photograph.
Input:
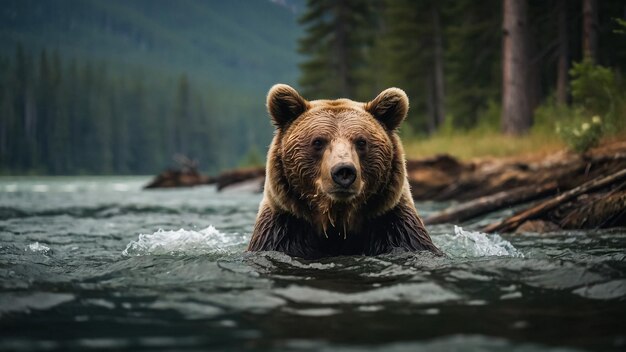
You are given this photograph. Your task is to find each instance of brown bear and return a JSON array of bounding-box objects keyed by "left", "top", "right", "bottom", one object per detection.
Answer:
[{"left": 247, "top": 84, "right": 441, "bottom": 258}]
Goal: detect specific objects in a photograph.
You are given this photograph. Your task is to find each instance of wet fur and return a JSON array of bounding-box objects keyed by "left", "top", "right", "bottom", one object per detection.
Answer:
[
  {"left": 248, "top": 84, "right": 441, "bottom": 258},
  {"left": 248, "top": 198, "right": 440, "bottom": 259}
]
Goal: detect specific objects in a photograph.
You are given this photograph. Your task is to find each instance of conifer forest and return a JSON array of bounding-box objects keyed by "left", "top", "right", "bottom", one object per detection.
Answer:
[{"left": 1, "top": 0, "right": 625, "bottom": 175}]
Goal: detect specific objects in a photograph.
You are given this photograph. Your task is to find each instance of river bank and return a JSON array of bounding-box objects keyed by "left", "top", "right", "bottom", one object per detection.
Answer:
[{"left": 145, "top": 140, "right": 626, "bottom": 234}]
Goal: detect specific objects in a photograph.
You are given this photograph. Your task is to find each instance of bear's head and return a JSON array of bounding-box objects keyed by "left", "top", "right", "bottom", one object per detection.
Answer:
[{"left": 263, "top": 84, "right": 412, "bottom": 235}]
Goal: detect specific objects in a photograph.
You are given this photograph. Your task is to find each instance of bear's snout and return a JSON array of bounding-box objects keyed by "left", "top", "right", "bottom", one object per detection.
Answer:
[
  {"left": 331, "top": 163, "right": 357, "bottom": 188},
  {"left": 319, "top": 138, "right": 363, "bottom": 201}
]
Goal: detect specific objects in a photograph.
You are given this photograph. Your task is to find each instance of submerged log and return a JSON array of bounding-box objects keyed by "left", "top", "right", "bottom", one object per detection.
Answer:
[{"left": 515, "top": 220, "right": 561, "bottom": 233}]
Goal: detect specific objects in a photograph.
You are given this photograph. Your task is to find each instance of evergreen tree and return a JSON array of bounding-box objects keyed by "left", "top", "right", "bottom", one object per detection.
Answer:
[
  {"left": 13, "top": 44, "right": 38, "bottom": 170},
  {"left": 0, "top": 60, "right": 16, "bottom": 171},
  {"left": 443, "top": 0, "right": 501, "bottom": 128},
  {"left": 49, "top": 50, "right": 70, "bottom": 173},
  {"left": 37, "top": 49, "right": 52, "bottom": 172},
  {"left": 298, "top": 0, "right": 377, "bottom": 100},
  {"left": 374, "top": 0, "right": 448, "bottom": 133},
  {"left": 174, "top": 74, "right": 190, "bottom": 155},
  {"left": 110, "top": 76, "right": 130, "bottom": 174},
  {"left": 0, "top": 46, "right": 222, "bottom": 175}
]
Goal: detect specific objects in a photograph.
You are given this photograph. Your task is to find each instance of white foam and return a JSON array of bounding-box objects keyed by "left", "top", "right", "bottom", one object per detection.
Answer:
[
  {"left": 32, "top": 184, "right": 49, "bottom": 192},
  {"left": 122, "top": 226, "right": 247, "bottom": 257},
  {"left": 433, "top": 226, "right": 523, "bottom": 258},
  {"left": 62, "top": 184, "right": 77, "bottom": 192},
  {"left": 25, "top": 242, "right": 51, "bottom": 254},
  {"left": 112, "top": 183, "right": 130, "bottom": 192}
]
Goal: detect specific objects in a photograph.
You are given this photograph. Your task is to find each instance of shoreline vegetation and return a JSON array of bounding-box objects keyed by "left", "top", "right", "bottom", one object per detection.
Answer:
[{"left": 145, "top": 138, "right": 626, "bottom": 234}]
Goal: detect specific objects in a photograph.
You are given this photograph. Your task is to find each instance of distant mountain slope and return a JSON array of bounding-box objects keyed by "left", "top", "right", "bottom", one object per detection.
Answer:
[{"left": 0, "top": 0, "right": 303, "bottom": 91}]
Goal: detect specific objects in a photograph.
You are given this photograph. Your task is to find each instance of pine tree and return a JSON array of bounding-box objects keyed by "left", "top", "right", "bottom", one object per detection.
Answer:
[
  {"left": 556, "top": 0, "right": 569, "bottom": 105},
  {"left": 298, "top": 0, "right": 377, "bottom": 100},
  {"left": 174, "top": 74, "right": 190, "bottom": 155},
  {"left": 371, "top": 0, "right": 448, "bottom": 133},
  {"left": 49, "top": 50, "right": 69, "bottom": 173},
  {"left": 444, "top": 0, "right": 501, "bottom": 128},
  {"left": 37, "top": 49, "right": 52, "bottom": 172},
  {"left": 0, "top": 56, "right": 16, "bottom": 171}
]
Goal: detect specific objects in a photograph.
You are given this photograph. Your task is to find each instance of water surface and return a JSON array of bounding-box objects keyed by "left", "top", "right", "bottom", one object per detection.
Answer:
[{"left": 1, "top": 177, "right": 625, "bottom": 351}]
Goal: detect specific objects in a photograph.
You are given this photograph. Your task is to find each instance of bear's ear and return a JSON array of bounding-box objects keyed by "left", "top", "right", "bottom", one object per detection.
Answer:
[
  {"left": 267, "top": 84, "right": 309, "bottom": 129},
  {"left": 365, "top": 88, "right": 409, "bottom": 131}
]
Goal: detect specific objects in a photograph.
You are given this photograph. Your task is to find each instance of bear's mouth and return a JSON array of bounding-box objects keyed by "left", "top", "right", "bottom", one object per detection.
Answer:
[{"left": 327, "top": 189, "right": 357, "bottom": 201}]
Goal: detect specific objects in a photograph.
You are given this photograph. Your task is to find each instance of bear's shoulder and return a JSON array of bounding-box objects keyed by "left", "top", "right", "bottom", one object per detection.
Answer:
[{"left": 248, "top": 201, "right": 441, "bottom": 258}]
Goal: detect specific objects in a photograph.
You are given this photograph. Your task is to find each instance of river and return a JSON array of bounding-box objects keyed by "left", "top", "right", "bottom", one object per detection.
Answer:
[{"left": 1, "top": 176, "right": 625, "bottom": 351}]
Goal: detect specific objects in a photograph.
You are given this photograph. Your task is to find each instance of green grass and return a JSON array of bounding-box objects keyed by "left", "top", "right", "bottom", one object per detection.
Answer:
[
  {"left": 404, "top": 84, "right": 626, "bottom": 160},
  {"left": 403, "top": 129, "right": 566, "bottom": 160}
]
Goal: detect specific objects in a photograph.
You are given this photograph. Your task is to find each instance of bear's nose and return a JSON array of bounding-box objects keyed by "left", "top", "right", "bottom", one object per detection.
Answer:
[{"left": 331, "top": 163, "right": 357, "bottom": 188}]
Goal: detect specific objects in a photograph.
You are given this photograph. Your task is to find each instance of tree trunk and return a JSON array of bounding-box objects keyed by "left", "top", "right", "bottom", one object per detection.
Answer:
[
  {"left": 425, "top": 74, "right": 436, "bottom": 134},
  {"left": 334, "top": 0, "right": 351, "bottom": 98},
  {"left": 432, "top": 4, "right": 446, "bottom": 128},
  {"left": 582, "top": 0, "right": 598, "bottom": 62},
  {"left": 527, "top": 31, "right": 542, "bottom": 115},
  {"left": 556, "top": 0, "right": 569, "bottom": 105},
  {"left": 501, "top": 0, "right": 531, "bottom": 135}
]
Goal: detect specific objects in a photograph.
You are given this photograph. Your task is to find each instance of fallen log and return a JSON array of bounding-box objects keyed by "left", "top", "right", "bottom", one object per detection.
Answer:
[
  {"left": 424, "top": 181, "right": 558, "bottom": 225},
  {"left": 215, "top": 167, "right": 265, "bottom": 191},
  {"left": 144, "top": 168, "right": 214, "bottom": 189},
  {"left": 557, "top": 185, "right": 626, "bottom": 229},
  {"left": 482, "top": 168, "right": 626, "bottom": 233},
  {"left": 144, "top": 155, "right": 214, "bottom": 189}
]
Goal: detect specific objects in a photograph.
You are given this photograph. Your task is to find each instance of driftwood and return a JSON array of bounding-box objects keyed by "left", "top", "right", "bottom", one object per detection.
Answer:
[
  {"left": 424, "top": 181, "right": 558, "bottom": 225},
  {"left": 558, "top": 187, "right": 626, "bottom": 229},
  {"left": 416, "top": 141, "right": 626, "bottom": 232},
  {"left": 215, "top": 167, "right": 265, "bottom": 191},
  {"left": 144, "top": 166, "right": 265, "bottom": 190},
  {"left": 144, "top": 168, "right": 213, "bottom": 189},
  {"left": 144, "top": 155, "right": 214, "bottom": 189},
  {"left": 410, "top": 142, "right": 626, "bottom": 202},
  {"left": 482, "top": 168, "right": 626, "bottom": 233}
]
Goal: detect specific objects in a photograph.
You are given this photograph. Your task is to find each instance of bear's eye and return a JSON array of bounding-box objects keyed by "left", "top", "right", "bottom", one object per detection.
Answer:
[
  {"left": 311, "top": 138, "right": 326, "bottom": 151},
  {"left": 355, "top": 138, "right": 367, "bottom": 151}
]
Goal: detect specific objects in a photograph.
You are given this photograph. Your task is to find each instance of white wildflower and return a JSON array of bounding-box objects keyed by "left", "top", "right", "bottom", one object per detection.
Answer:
[{"left": 581, "top": 122, "right": 590, "bottom": 131}]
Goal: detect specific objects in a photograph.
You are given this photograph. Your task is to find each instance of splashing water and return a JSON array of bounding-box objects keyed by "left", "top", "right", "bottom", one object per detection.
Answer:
[
  {"left": 122, "top": 226, "right": 248, "bottom": 257},
  {"left": 25, "top": 242, "right": 51, "bottom": 254},
  {"left": 434, "top": 225, "right": 523, "bottom": 258},
  {"left": 121, "top": 224, "right": 522, "bottom": 259}
]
